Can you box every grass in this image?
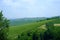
[8,18,60,40]
[8,19,54,40]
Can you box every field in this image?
[8,19,56,40]
[8,18,60,40]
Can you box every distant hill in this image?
[10,17,46,26]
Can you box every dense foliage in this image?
[0,11,9,40]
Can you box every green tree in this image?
[0,11,9,40]
[43,22,54,40]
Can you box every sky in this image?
[0,0,60,19]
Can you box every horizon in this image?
[0,0,60,19]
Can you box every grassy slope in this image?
[8,18,60,40]
[8,19,54,40]
[10,17,46,26]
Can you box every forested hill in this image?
[10,17,46,26]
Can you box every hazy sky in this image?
[0,0,60,19]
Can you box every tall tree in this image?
[0,11,9,40]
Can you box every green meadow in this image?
[8,18,60,40]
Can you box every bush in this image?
[32,32,38,40]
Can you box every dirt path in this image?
[38,24,60,30]
[54,24,60,26]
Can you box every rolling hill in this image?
[8,16,60,40]
[10,17,46,26]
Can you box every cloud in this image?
[1,0,60,19]
[2,0,53,13]
[2,0,37,12]
[2,0,36,8]
[22,0,36,5]
[3,0,21,8]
